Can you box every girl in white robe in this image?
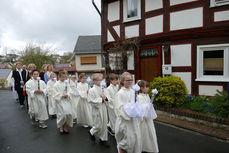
[54,71,73,134]
[76,73,93,127]
[137,80,159,153]
[88,73,109,147]
[105,73,119,133]
[47,72,57,117]
[26,70,49,128]
[115,72,142,153]
[69,75,79,122]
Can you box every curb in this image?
[155,119,229,142]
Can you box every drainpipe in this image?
[92,0,101,17]
[92,0,107,81]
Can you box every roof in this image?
[73,35,101,54]
[0,69,11,79]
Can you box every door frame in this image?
[137,45,162,81]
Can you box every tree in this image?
[61,52,74,63]
[19,43,56,71]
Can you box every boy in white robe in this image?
[115,72,142,153]
[76,73,93,127]
[105,73,118,134]
[47,72,57,118]
[88,73,109,147]
[54,71,73,134]
[137,80,159,153]
[26,70,49,128]
[69,75,79,123]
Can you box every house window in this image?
[127,50,135,70]
[123,0,141,22]
[80,56,97,65]
[196,44,229,82]
[109,53,123,70]
[140,48,158,57]
[210,0,229,7]
[203,50,224,75]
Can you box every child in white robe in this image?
[26,70,49,128]
[137,80,159,153]
[105,73,119,134]
[76,73,93,127]
[88,73,109,147]
[47,72,57,117]
[115,72,142,153]
[54,71,73,134]
[69,75,79,123]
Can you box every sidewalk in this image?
[156,114,229,142]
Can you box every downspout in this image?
[92,0,101,17]
[92,0,107,79]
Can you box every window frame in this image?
[80,56,97,65]
[123,0,141,23]
[210,0,229,7]
[196,44,229,82]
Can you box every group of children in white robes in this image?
[25,70,159,152]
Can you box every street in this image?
[0,90,228,153]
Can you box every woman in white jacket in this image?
[115,72,142,153]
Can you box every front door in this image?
[140,47,161,82]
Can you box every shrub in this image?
[149,75,188,108]
[0,78,6,88]
[209,90,229,118]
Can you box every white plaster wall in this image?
[170,0,198,6]
[107,30,115,42]
[125,25,139,38]
[214,10,229,22]
[170,7,203,31]
[108,1,120,22]
[145,0,163,12]
[199,85,223,96]
[75,54,105,71]
[145,15,163,35]
[113,25,120,37]
[171,44,192,66]
[172,72,192,94]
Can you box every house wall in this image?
[101,0,229,96]
[75,54,105,72]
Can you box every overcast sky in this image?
[0,0,101,55]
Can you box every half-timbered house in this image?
[101,0,229,96]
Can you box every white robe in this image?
[138,93,159,153]
[47,80,57,115]
[115,87,142,153]
[25,79,33,116]
[54,80,73,128]
[88,85,108,141]
[76,82,93,126]
[69,80,79,119]
[26,79,49,121]
[105,84,118,132]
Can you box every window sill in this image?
[195,77,229,82]
[123,17,141,23]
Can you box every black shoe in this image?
[99,139,110,148]
[88,131,95,141]
[63,130,69,134]
[59,130,64,135]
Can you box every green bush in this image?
[149,75,188,108]
[182,90,229,118]
[209,90,229,118]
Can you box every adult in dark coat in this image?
[12,62,27,108]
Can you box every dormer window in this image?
[210,0,229,7]
[123,0,141,22]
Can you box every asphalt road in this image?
[0,90,228,153]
